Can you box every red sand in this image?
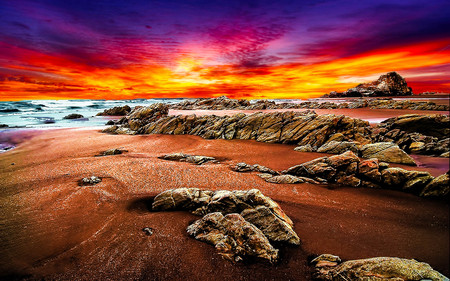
[0,129,448,280]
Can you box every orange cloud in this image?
[1,39,449,101]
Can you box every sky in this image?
[0,0,449,100]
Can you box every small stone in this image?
[79,176,102,186]
[142,227,153,236]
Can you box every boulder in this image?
[312,255,448,281]
[361,142,416,165]
[186,212,278,263]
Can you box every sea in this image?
[1,96,448,153]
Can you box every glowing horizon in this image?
[1,0,449,101]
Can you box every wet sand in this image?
[0,129,448,280]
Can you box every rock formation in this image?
[324,72,413,97]
[96,148,127,156]
[311,254,448,281]
[152,188,300,262]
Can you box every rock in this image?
[158,153,217,165]
[142,227,153,236]
[241,206,300,245]
[0,124,9,128]
[441,151,450,158]
[294,144,315,152]
[380,114,449,139]
[317,141,359,154]
[97,148,127,156]
[79,176,102,186]
[313,255,448,281]
[323,72,413,98]
[361,142,416,165]
[96,105,131,116]
[263,174,305,184]
[152,188,298,245]
[311,254,342,268]
[63,113,84,119]
[420,173,449,198]
[186,212,279,263]
[230,163,278,175]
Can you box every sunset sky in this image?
[0,0,449,101]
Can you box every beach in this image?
[1,127,448,280]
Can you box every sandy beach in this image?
[1,128,448,280]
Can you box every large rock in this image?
[361,142,416,165]
[186,212,278,263]
[324,72,413,97]
[152,188,299,245]
[312,255,448,281]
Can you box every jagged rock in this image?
[294,144,315,152]
[441,151,450,158]
[312,255,448,281]
[420,173,449,198]
[96,105,131,116]
[317,141,359,154]
[186,212,278,263]
[79,176,102,186]
[63,113,84,119]
[158,153,217,165]
[360,142,416,165]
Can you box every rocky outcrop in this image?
[312,254,448,281]
[102,104,447,159]
[63,113,84,119]
[152,188,300,262]
[96,105,131,116]
[158,153,218,165]
[379,114,450,139]
[187,212,278,263]
[324,72,413,98]
[275,151,447,197]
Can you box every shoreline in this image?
[1,128,448,279]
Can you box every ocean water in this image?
[0,99,185,129]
